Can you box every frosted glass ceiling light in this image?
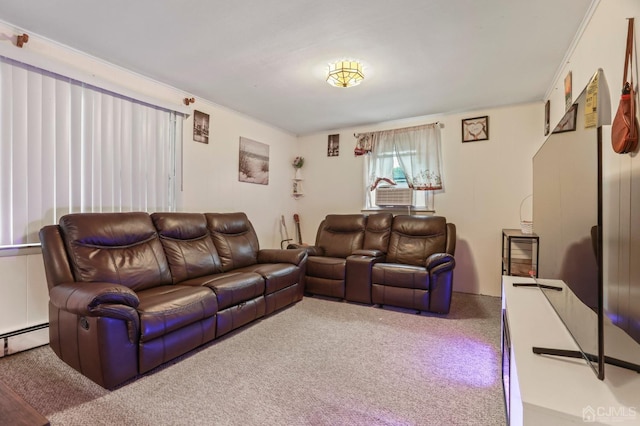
[326,60,364,88]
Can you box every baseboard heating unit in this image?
[0,323,49,357]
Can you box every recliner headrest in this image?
[324,215,366,233]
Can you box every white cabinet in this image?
[501,275,640,425]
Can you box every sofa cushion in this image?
[59,212,172,291]
[372,263,429,290]
[136,285,218,342]
[236,263,299,295]
[363,213,393,252]
[184,271,265,310]
[386,216,447,266]
[317,215,366,258]
[307,256,346,280]
[205,213,260,271]
[151,212,222,283]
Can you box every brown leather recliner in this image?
[298,214,393,300]
[299,214,366,298]
[41,212,219,388]
[371,215,456,314]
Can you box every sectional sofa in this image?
[39,211,307,389]
[291,213,456,314]
[38,211,455,389]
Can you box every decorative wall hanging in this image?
[328,134,340,156]
[544,100,551,136]
[238,137,269,185]
[564,71,572,112]
[462,116,489,142]
[552,103,577,134]
[193,110,209,144]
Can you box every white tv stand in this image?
[501,276,640,425]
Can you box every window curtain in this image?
[393,124,443,190]
[357,123,443,208]
[0,56,183,247]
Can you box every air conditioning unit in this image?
[375,186,414,206]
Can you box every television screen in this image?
[533,69,640,379]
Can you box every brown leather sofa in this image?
[39,211,306,389]
[295,214,456,314]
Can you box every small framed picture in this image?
[328,134,339,156]
[564,71,572,112]
[552,103,577,134]
[544,100,550,136]
[193,110,210,144]
[461,116,489,142]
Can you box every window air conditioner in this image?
[375,186,414,206]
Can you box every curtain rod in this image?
[354,121,443,138]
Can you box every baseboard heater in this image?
[0,323,49,357]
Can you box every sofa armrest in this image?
[426,253,456,314]
[50,282,140,317]
[287,244,324,257]
[426,253,455,271]
[352,249,385,259]
[258,248,307,266]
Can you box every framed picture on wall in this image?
[544,100,550,136]
[552,103,577,134]
[328,134,339,156]
[238,137,269,185]
[461,116,489,142]
[193,110,210,144]
[564,71,572,112]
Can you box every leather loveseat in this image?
[39,211,307,389]
[293,214,456,314]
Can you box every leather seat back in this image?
[315,214,366,258]
[58,212,172,291]
[386,215,448,267]
[151,212,223,283]
[363,213,393,252]
[205,212,260,272]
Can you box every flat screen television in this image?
[530,69,640,380]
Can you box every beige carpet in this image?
[0,293,506,425]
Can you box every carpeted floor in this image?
[0,292,506,426]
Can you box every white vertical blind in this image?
[0,56,182,247]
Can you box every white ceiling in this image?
[0,1,593,135]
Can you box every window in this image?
[0,56,183,247]
[357,123,443,210]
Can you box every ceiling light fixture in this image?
[326,60,364,88]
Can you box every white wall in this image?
[0,251,47,335]
[179,103,299,249]
[297,103,543,297]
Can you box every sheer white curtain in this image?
[393,124,443,190]
[359,123,443,209]
[0,56,183,247]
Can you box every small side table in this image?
[501,228,539,278]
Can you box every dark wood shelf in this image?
[0,380,49,426]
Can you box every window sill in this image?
[361,207,434,216]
